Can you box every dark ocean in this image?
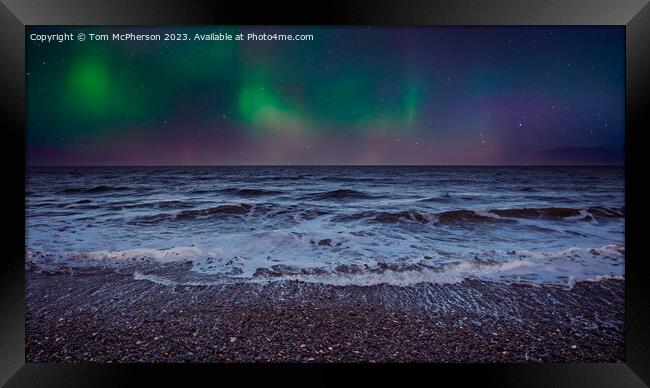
[26,166,624,286]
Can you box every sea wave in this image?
[333,210,429,224]
[303,189,377,200]
[176,204,252,219]
[417,193,454,203]
[130,204,253,223]
[435,206,623,225]
[219,188,283,197]
[189,188,283,197]
[125,204,624,226]
[61,185,132,194]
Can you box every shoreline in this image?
[26,270,624,362]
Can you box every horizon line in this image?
[26,163,625,168]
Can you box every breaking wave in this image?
[26,244,625,287]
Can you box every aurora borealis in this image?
[26,26,624,165]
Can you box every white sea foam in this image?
[280,259,537,287]
[27,243,624,287]
[133,271,177,286]
[132,271,224,286]
[69,246,224,263]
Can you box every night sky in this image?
[27,26,624,166]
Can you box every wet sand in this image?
[25,269,624,363]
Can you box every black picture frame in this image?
[1,0,648,386]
